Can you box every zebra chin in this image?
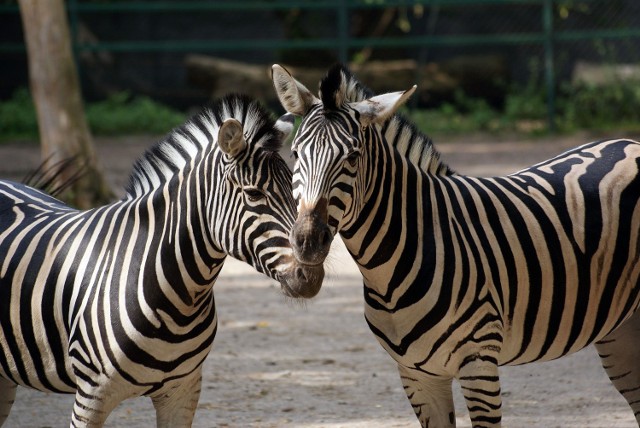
[277,260,325,299]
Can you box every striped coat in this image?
[272,63,640,427]
[0,94,323,427]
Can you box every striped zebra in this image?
[272,63,640,427]
[0,94,323,427]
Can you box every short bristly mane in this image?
[125,94,283,198]
[319,64,453,176]
[319,64,374,110]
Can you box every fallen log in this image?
[185,54,508,107]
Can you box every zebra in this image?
[0,93,323,427]
[271,63,640,427]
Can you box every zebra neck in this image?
[382,115,452,176]
[135,180,226,301]
[339,126,439,305]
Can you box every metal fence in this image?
[2,0,640,128]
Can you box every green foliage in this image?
[4,79,640,143]
[409,90,512,135]
[0,88,38,140]
[503,85,548,122]
[0,89,186,142]
[85,92,186,136]
[411,78,640,137]
[409,102,504,136]
[559,80,640,132]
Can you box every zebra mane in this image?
[125,94,282,198]
[319,64,374,110]
[319,64,453,175]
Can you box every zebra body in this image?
[272,64,640,427]
[0,94,323,427]
[366,139,640,365]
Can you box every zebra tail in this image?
[22,154,89,197]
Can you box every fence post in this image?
[543,0,556,131]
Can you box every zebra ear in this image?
[351,85,417,127]
[272,64,318,116]
[218,118,247,158]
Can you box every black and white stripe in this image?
[273,63,640,427]
[0,94,313,426]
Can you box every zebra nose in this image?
[320,227,331,248]
[293,225,330,249]
[290,216,332,265]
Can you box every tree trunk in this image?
[18,0,113,208]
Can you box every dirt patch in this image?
[2,132,639,427]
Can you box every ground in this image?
[2,131,639,427]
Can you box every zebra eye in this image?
[244,188,265,202]
[291,150,299,161]
[346,151,359,166]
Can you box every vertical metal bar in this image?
[543,0,556,131]
[337,0,348,63]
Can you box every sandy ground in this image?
[2,131,640,427]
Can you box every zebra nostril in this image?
[295,233,305,249]
[320,228,331,248]
[295,267,308,282]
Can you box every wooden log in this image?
[185,54,508,107]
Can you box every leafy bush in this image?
[86,92,186,135]
[504,86,548,122]
[560,80,640,131]
[0,89,186,141]
[0,88,38,140]
[411,78,640,136]
[3,79,640,142]
[409,90,510,135]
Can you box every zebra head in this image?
[202,95,324,298]
[271,64,415,266]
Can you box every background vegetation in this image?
[0,89,187,141]
[412,78,640,136]
[4,77,640,143]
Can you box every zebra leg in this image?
[595,310,640,423]
[397,364,455,427]
[0,377,17,426]
[71,389,121,427]
[457,357,502,427]
[151,369,203,428]
[70,378,124,427]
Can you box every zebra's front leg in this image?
[0,376,17,426]
[397,364,455,427]
[151,368,203,428]
[456,356,502,428]
[595,310,640,424]
[70,383,122,427]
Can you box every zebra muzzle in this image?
[279,262,325,298]
[290,198,333,266]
